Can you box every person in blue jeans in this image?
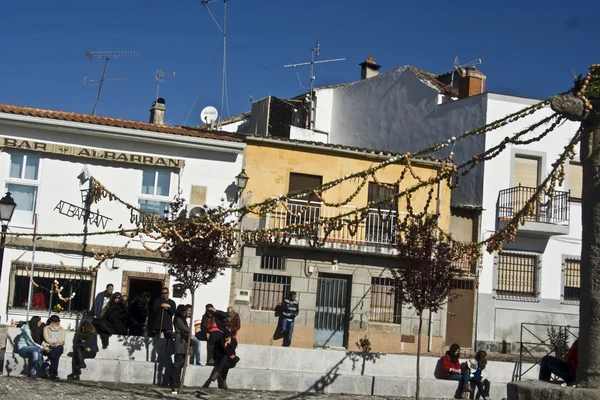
[16,316,47,378]
[281,291,299,347]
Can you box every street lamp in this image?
[0,192,17,286]
[235,169,249,194]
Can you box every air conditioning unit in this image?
[187,204,206,218]
[235,289,250,302]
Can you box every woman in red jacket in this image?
[438,343,471,399]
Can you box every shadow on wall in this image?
[2,334,27,376]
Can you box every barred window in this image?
[496,253,539,299]
[260,255,286,271]
[369,277,401,324]
[564,259,580,302]
[251,274,291,311]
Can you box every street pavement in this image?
[0,376,424,400]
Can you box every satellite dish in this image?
[200,106,218,124]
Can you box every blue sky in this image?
[1,0,598,126]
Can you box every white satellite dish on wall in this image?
[200,106,218,124]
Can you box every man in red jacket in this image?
[437,343,471,399]
[539,339,578,384]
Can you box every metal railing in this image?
[266,199,401,246]
[517,322,579,381]
[497,186,570,225]
[369,277,402,324]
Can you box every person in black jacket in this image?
[202,331,239,390]
[170,304,191,395]
[67,321,99,381]
[128,292,151,336]
[197,305,228,365]
[152,288,177,337]
[96,292,128,348]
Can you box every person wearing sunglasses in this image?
[152,288,176,338]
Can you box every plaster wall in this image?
[289,126,328,143]
[313,88,334,135]
[327,67,487,207]
[0,119,244,323]
[476,94,582,343]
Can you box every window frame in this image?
[561,255,581,305]
[493,251,540,302]
[250,273,291,311]
[5,152,41,225]
[369,276,402,325]
[138,169,172,218]
[568,161,582,203]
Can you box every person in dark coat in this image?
[152,287,176,337]
[202,331,239,390]
[96,292,128,348]
[170,304,191,395]
[128,292,151,336]
[198,305,228,365]
[92,284,113,319]
[67,321,99,381]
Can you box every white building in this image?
[222,55,582,352]
[0,100,246,326]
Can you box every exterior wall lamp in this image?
[0,192,17,290]
[235,169,249,194]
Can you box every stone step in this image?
[2,353,510,399]
[4,327,539,383]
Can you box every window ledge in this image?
[368,321,401,327]
[493,294,540,303]
[561,300,580,306]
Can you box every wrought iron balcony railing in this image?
[497,186,570,225]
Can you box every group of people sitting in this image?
[16,315,97,381]
[437,339,580,399]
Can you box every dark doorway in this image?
[128,278,163,306]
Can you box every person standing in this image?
[225,306,241,339]
[42,315,65,380]
[92,284,113,319]
[128,292,151,336]
[152,287,176,337]
[67,321,99,381]
[16,316,47,378]
[281,291,299,347]
[170,304,191,395]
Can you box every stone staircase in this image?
[3,328,538,398]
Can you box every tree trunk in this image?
[416,313,423,400]
[578,105,600,388]
[179,290,195,392]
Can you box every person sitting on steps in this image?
[467,350,491,400]
[436,343,472,399]
[16,316,47,378]
[42,314,65,380]
[202,331,240,390]
[539,339,578,384]
[68,320,99,381]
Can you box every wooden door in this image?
[445,279,475,348]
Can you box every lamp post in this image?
[0,192,17,287]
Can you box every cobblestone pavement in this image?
[0,376,424,400]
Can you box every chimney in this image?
[359,54,381,80]
[458,67,486,99]
[150,98,166,125]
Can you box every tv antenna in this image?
[450,57,482,88]
[155,69,176,101]
[284,41,345,129]
[201,0,230,128]
[85,50,140,115]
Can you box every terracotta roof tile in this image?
[0,103,245,143]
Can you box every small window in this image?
[563,259,580,303]
[369,277,401,324]
[496,253,539,300]
[10,264,95,313]
[139,170,171,217]
[569,163,582,202]
[251,274,291,311]
[6,154,40,225]
[260,255,286,271]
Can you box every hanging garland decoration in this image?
[53,279,76,302]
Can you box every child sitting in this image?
[467,350,491,400]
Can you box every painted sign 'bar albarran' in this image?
[0,136,185,168]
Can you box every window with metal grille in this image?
[369,277,401,324]
[260,255,286,271]
[563,259,580,302]
[251,274,291,311]
[496,253,539,299]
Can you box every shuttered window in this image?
[569,163,582,201]
[496,253,539,299]
[563,259,580,302]
[289,173,322,202]
[514,156,540,188]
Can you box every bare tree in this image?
[390,213,464,399]
[162,199,237,392]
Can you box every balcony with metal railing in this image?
[264,199,401,254]
[497,186,570,237]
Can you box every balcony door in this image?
[287,173,322,228]
[366,182,397,245]
[513,155,541,222]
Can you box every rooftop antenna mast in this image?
[284,41,345,129]
[85,50,140,115]
[201,0,230,128]
[155,69,176,101]
[450,57,482,88]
